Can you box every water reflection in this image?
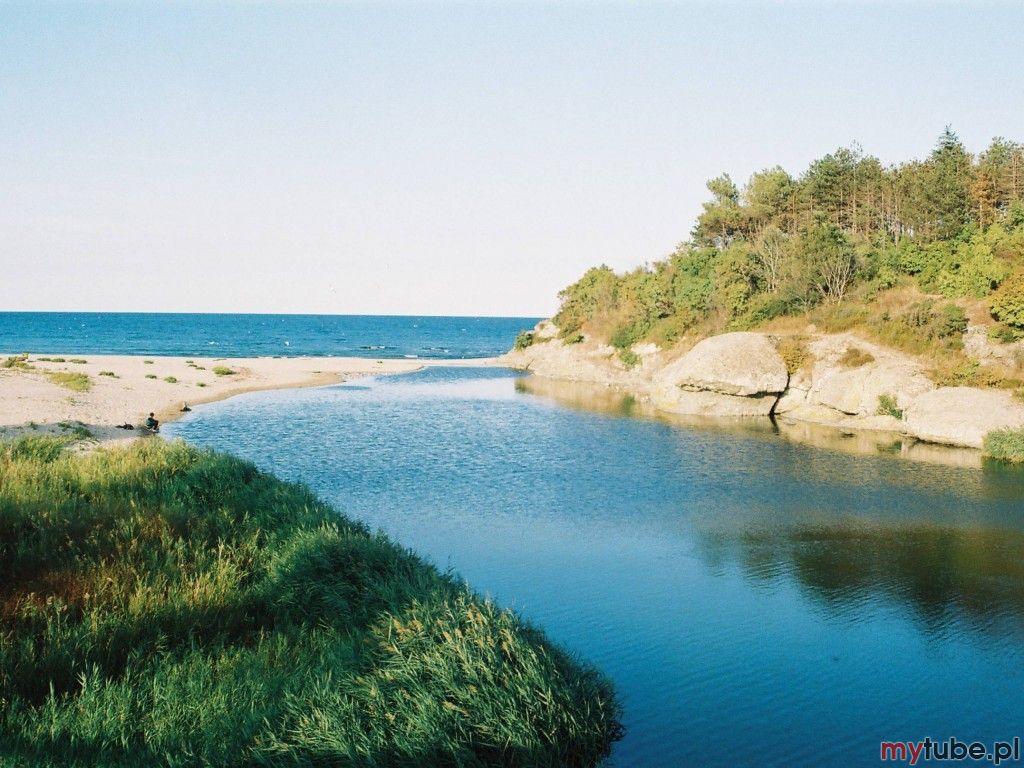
[167,368,1024,768]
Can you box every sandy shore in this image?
[0,353,497,446]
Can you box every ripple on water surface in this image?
[165,367,1024,768]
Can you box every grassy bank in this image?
[0,439,621,767]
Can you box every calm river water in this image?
[165,366,1024,767]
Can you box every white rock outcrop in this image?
[654,332,789,397]
[904,387,1024,448]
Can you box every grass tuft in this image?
[876,394,904,420]
[0,441,622,765]
[838,347,875,368]
[2,354,33,371]
[163,376,178,384]
[212,366,236,376]
[45,371,91,392]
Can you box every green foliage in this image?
[0,441,622,766]
[144,374,157,379]
[876,394,904,420]
[983,427,1024,463]
[163,376,178,384]
[69,359,87,364]
[45,372,91,392]
[58,421,93,440]
[546,130,1024,354]
[212,366,237,376]
[36,357,66,363]
[98,370,118,378]
[2,354,32,371]
[776,336,811,374]
[618,349,640,369]
[553,266,619,337]
[5,435,72,462]
[143,360,154,364]
[991,272,1024,328]
[514,331,535,350]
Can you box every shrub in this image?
[983,427,1024,463]
[164,376,178,384]
[619,349,640,369]
[213,366,237,376]
[776,336,811,375]
[609,319,650,350]
[991,272,1024,328]
[36,356,66,363]
[144,359,154,364]
[839,347,875,368]
[876,394,904,420]
[2,354,32,370]
[69,358,87,364]
[514,331,535,350]
[934,303,968,338]
[45,371,91,391]
[563,333,584,345]
[196,382,208,387]
[98,370,118,378]
[145,373,157,379]
[988,324,1022,344]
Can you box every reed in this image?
[0,439,622,766]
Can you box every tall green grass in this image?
[0,439,621,767]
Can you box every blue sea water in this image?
[166,366,1024,768]
[0,312,539,359]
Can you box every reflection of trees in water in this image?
[698,523,1024,639]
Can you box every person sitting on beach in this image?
[145,413,159,432]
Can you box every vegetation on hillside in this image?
[0,439,621,767]
[552,130,1024,377]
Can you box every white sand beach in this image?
[0,353,496,445]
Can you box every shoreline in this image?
[0,353,499,446]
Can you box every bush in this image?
[934,303,968,338]
[619,349,640,369]
[983,427,1024,463]
[876,394,904,420]
[776,336,811,374]
[69,358,88,364]
[514,331,535,350]
[164,376,178,384]
[989,324,1023,343]
[145,373,157,379]
[2,354,32,370]
[991,272,1024,328]
[98,370,118,378]
[0,442,622,765]
[213,366,237,376]
[36,357,66,363]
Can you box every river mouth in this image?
[165,366,1024,768]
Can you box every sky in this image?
[2,2,1023,317]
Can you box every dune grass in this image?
[0,439,622,767]
[44,371,91,392]
[212,366,236,376]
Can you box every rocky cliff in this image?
[502,321,1024,450]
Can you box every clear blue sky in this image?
[2,1,1022,316]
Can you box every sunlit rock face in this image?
[905,387,1024,448]
[655,332,789,398]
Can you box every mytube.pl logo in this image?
[881,737,1021,765]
